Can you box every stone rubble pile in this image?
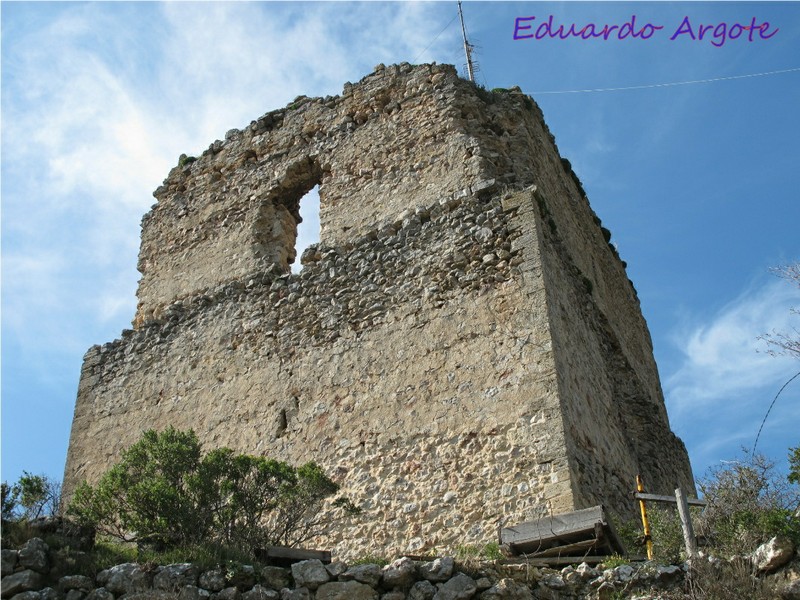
[4,536,800,599]
[1,538,683,600]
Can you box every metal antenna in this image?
[458,0,475,82]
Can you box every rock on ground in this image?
[433,572,477,600]
[18,539,49,574]
[290,560,330,591]
[753,536,796,572]
[420,558,454,583]
[1,570,44,597]
[315,580,379,600]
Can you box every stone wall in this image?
[65,191,572,558]
[1,536,691,600]
[5,534,800,600]
[135,63,509,326]
[64,62,694,560]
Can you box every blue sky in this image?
[2,2,799,493]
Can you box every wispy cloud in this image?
[2,2,458,482]
[1,252,66,330]
[664,276,800,472]
[666,278,799,412]
[2,1,453,349]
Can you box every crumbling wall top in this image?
[134,63,539,326]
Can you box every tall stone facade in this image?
[63,62,694,559]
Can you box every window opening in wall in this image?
[293,184,320,273]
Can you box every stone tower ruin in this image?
[64,62,694,558]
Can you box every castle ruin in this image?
[63,62,694,558]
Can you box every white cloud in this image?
[663,276,800,474]
[2,3,453,288]
[1,251,90,362]
[2,1,457,371]
[1,252,66,328]
[666,277,800,414]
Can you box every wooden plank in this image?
[501,505,626,556]
[635,492,707,507]
[519,537,600,558]
[500,506,605,546]
[501,555,649,567]
[675,487,698,558]
[503,556,606,566]
[256,546,332,565]
[600,510,627,555]
[401,554,438,562]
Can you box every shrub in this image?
[789,445,800,485]
[69,428,205,548]
[613,505,690,564]
[469,81,494,105]
[2,473,64,549]
[455,542,499,560]
[615,449,799,564]
[695,451,800,557]
[2,472,61,521]
[2,482,18,521]
[648,505,694,564]
[69,427,358,554]
[350,554,389,567]
[522,96,533,111]
[601,554,630,569]
[178,153,196,168]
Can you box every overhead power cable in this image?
[752,369,800,455]
[531,66,800,95]
[412,13,458,65]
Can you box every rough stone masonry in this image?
[63,62,694,559]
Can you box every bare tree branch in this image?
[759,262,800,360]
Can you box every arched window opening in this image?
[293,184,320,273]
[252,157,322,274]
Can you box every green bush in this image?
[68,427,359,554]
[522,96,533,111]
[789,445,800,485]
[350,554,389,567]
[454,542,504,568]
[2,472,61,521]
[2,482,18,521]
[178,153,196,168]
[615,448,799,565]
[601,553,630,569]
[696,451,800,556]
[648,505,693,564]
[613,505,690,564]
[2,472,64,549]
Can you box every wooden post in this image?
[675,487,697,558]
[636,475,653,560]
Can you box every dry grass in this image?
[684,556,778,600]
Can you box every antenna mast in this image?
[458,0,475,82]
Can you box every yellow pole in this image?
[636,475,653,560]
